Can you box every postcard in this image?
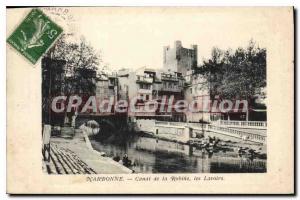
[6,7,294,194]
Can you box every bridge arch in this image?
[75,114,128,133]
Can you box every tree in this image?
[43,34,102,125]
[46,34,101,95]
[195,40,266,104]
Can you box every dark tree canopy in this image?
[195,40,266,102]
[46,34,101,95]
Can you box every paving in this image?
[43,129,132,174]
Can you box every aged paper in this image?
[7,7,294,194]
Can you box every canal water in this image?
[90,132,266,173]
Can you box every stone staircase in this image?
[43,144,96,174]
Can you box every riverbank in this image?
[44,128,132,174]
[138,130,267,159]
[135,119,266,146]
[90,131,267,173]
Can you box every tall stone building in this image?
[163,40,198,75]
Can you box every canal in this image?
[90,132,266,173]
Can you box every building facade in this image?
[184,70,212,123]
[152,70,186,121]
[117,67,186,121]
[95,72,118,114]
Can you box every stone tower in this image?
[163,40,198,75]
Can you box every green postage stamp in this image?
[7,9,63,64]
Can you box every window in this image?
[140,84,150,90]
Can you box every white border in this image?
[2,1,298,199]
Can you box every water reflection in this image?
[90,133,266,173]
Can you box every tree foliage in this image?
[46,34,101,95]
[195,40,266,102]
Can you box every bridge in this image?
[74,113,128,133]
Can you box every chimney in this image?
[174,40,182,49]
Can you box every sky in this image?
[44,7,271,71]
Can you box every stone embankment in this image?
[43,127,132,174]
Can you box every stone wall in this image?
[135,119,191,143]
[135,119,156,133]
